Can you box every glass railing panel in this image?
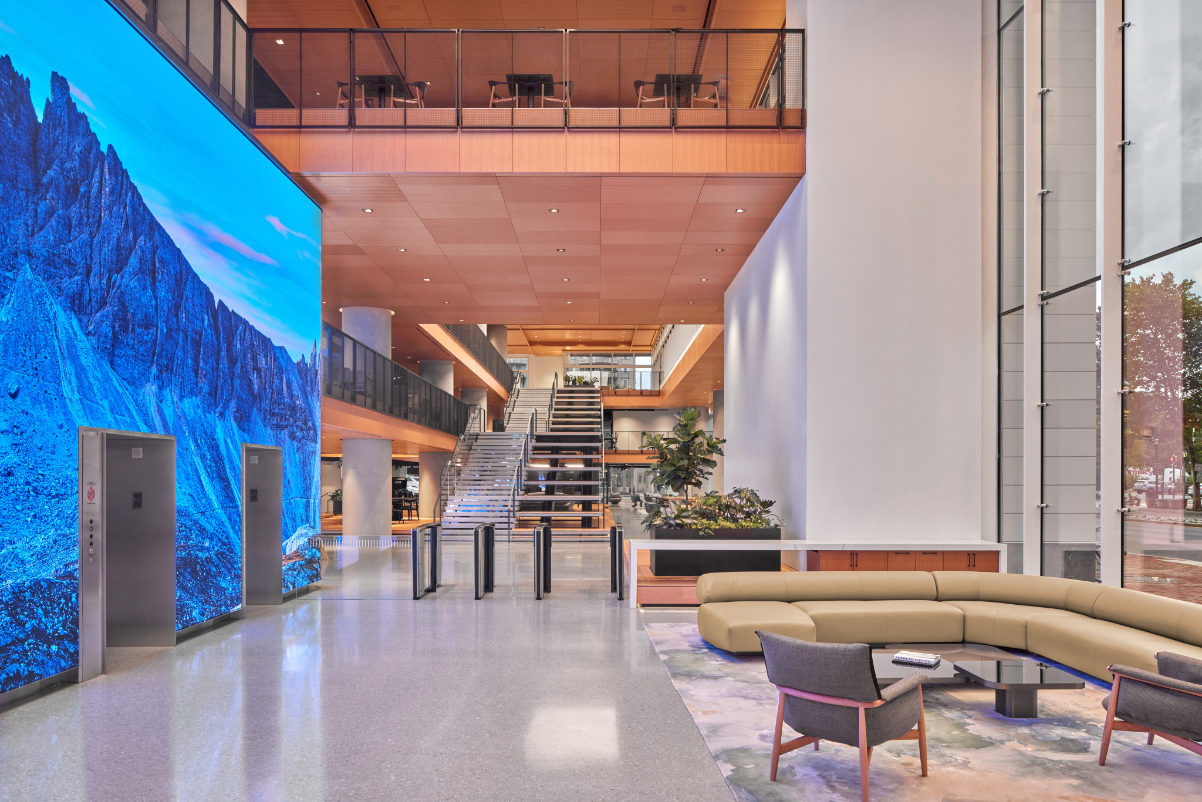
[567,31,621,127]
[460,30,566,128]
[220,4,235,104]
[157,0,188,60]
[672,30,727,127]
[618,31,675,128]
[254,31,301,126]
[401,31,458,127]
[188,0,216,85]
[441,324,515,388]
[301,31,350,127]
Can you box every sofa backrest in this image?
[932,571,1107,614]
[695,571,937,604]
[1091,586,1202,648]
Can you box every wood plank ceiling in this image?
[248,0,785,30]
[508,323,659,354]
[309,172,801,338]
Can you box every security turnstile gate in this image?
[533,523,552,600]
[610,525,624,600]
[474,523,496,600]
[412,523,440,599]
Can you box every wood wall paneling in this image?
[618,130,673,172]
[351,130,407,172]
[405,130,461,172]
[253,129,301,172]
[512,130,568,172]
[673,129,727,172]
[726,129,780,173]
[566,130,621,172]
[298,129,354,172]
[460,130,514,172]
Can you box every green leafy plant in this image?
[327,489,342,502]
[642,407,725,500]
[564,374,598,387]
[644,487,781,534]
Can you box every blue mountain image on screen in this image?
[0,57,321,694]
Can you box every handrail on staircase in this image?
[548,372,558,431]
[436,404,483,523]
[502,371,520,428]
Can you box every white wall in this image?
[524,354,564,388]
[725,0,985,546]
[612,408,711,435]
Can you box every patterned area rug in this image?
[645,622,1202,801]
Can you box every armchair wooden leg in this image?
[1099,674,1122,766]
[770,691,785,782]
[917,686,929,777]
[858,707,870,802]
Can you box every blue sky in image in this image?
[0,1,320,358]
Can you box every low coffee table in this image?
[872,652,968,686]
[953,659,1085,718]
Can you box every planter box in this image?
[649,527,781,577]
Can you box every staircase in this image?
[438,428,526,541]
[517,385,606,540]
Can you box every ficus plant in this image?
[641,407,725,500]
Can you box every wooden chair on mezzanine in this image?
[757,631,930,802]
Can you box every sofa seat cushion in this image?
[943,601,1084,650]
[791,600,963,644]
[1027,615,1202,680]
[697,601,815,653]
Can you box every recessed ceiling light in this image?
[715,248,724,252]
[390,310,395,316]
[338,307,343,312]
[443,301,449,304]
[423,278,430,281]
[562,278,569,282]
[566,301,572,304]
[735,208,746,213]
[322,301,327,304]
[459,319,464,322]
[276,39,285,44]
[363,208,373,213]
[549,208,559,213]
[680,319,685,322]
[688,302,694,304]
[398,248,406,252]
[701,278,709,282]
[314,91,321,96]
[556,248,565,252]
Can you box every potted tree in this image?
[641,409,782,576]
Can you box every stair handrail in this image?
[502,371,521,427]
[512,408,536,540]
[548,372,558,432]
[436,404,483,522]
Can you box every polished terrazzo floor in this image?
[0,539,731,802]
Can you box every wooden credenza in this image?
[806,549,999,573]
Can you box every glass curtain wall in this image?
[999,3,1025,572]
[1041,0,1099,579]
[1121,1,1202,602]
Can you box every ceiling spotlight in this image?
[423,278,430,281]
[556,248,565,252]
[390,310,395,316]
[549,208,559,213]
[569,319,575,322]
[701,278,709,282]
[459,319,464,322]
[398,248,406,252]
[562,278,569,282]
[443,301,450,304]
[688,301,694,305]
[276,39,285,44]
[566,301,572,304]
[715,248,724,252]
[735,208,746,213]
[322,301,327,304]
[338,307,343,312]
[314,92,321,96]
[363,208,373,213]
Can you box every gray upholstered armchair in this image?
[757,632,929,802]
[1100,651,1202,764]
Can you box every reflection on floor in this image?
[0,541,732,801]
[647,622,1202,802]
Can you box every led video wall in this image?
[0,1,322,695]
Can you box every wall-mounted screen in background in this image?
[0,1,322,695]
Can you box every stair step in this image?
[515,511,605,518]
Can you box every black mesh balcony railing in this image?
[251,28,804,129]
[114,0,251,126]
[441,324,515,390]
[322,324,470,437]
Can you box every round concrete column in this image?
[419,450,452,519]
[419,359,454,394]
[461,387,488,430]
[341,307,392,354]
[342,438,393,539]
[486,324,508,359]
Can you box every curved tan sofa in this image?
[696,571,1202,680]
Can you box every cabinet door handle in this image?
[852,552,857,569]
[970,553,976,568]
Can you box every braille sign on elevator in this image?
[132,492,142,509]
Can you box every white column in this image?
[419,360,454,394]
[1022,1,1044,577]
[486,325,508,359]
[712,390,725,493]
[419,451,452,520]
[461,387,488,431]
[342,438,393,540]
[1098,0,1124,586]
[340,307,392,355]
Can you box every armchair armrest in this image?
[881,672,929,702]
[1109,664,1202,698]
